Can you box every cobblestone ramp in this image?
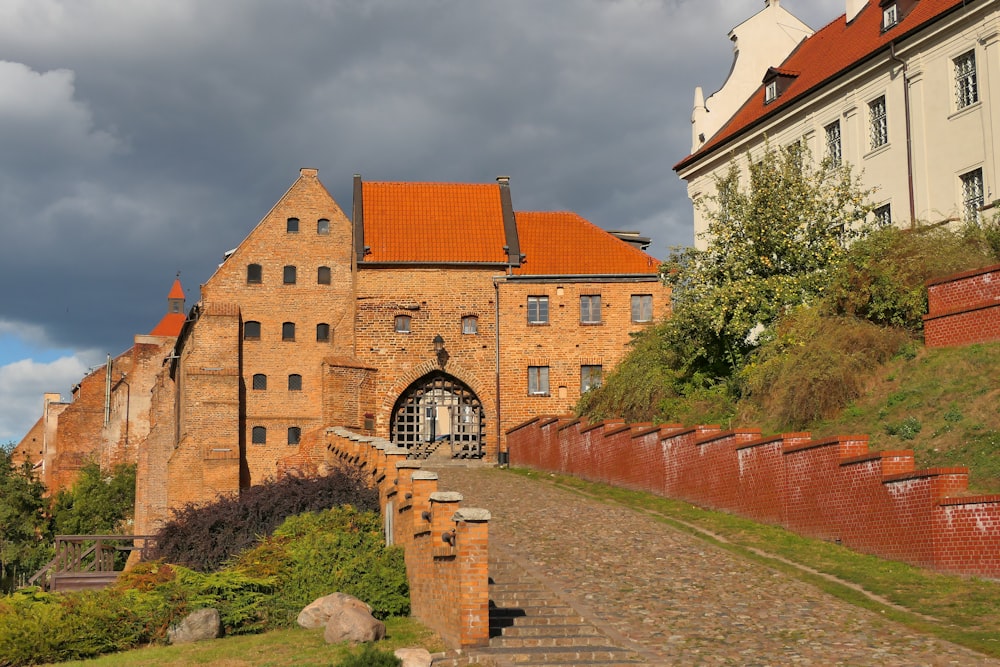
[431,466,1000,667]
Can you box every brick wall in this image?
[507,417,1000,578]
[321,429,491,649]
[924,263,1000,347]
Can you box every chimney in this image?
[846,0,867,23]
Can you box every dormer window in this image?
[880,0,916,31]
[762,68,797,105]
[882,4,898,29]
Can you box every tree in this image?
[0,448,52,591]
[662,142,874,378]
[51,462,137,536]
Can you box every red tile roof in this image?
[167,278,185,299]
[149,313,185,337]
[513,212,660,276]
[675,0,967,170]
[362,182,508,263]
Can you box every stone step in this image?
[490,605,575,618]
[490,594,565,606]
[490,613,589,628]
[476,646,644,664]
[492,635,621,649]
[496,624,605,638]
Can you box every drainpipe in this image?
[103,354,112,426]
[890,41,916,227]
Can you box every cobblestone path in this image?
[433,466,998,666]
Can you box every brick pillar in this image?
[453,508,491,647]
[429,491,463,548]
[410,471,439,535]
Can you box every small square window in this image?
[317,218,330,235]
[252,373,267,390]
[395,315,411,333]
[527,296,549,324]
[244,321,261,340]
[286,217,299,233]
[247,264,262,285]
[631,295,653,323]
[882,4,898,29]
[288,427,301,446]
[251,426,266,444]
[317,266,331,285]
[282,322,296,341]
[528,366,550,396]
[288,374,302,391]
[581,365,602,393]
[316,323,330,342]
[462,316,478,334]
[283,265,297,284]
[580,295,602,324]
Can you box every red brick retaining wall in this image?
[508,417,1000,578]
[924,263,1000,347]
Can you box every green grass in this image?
[509,467,1000,659]
[57,616,443,666]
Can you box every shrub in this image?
[150,468,377,572]
[338,643,402,667]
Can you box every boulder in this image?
[323,604,386,644]
[395,647,433,667]
[297,592,373,629]
[168,607,221,644]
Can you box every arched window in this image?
[247,264,262,284]
[283,265,297,284]
[251,426,266,444]
[286,217,299,233]
[317,266,331,285]
[394,315,411,333]
[244,321,261,340]
[316,323,330,342]
[288,427,301,445]
[288,374,302,391]
[317,218,330,235]
[252,373,267,390]
[282,322,296,341]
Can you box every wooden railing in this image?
[28,535,156,592]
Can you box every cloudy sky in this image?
[0,0,846,443]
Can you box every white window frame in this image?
[882,4,898,29]
[954,50,979,110]
[580,295,602,324]
[581,365,602,393]
[630,294,653,323]
[961,168,984,224]
[527,296,549,325]
[825,120,842,166]
[869,96,888,150]
[528,366,550,396]
[764,80,777,104]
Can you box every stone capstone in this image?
[168,607,221,644]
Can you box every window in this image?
[874,204,892,227]
[317,266,331,285]
[286,217,299,233]
[580,295,602,324]
[395,315,411,333]
[247,264,262,284]
[961,168,984,224]
[764,80,777,104]
[527,296,549,324]
[288,427,301,446]
[882,4,898,29]
[316,323,330,342]
[283,265,297,284]
[955,51,978,110]
[244,321,261,340]
[825,121,842,166]
[869,96,887,150]
[288,374,302,391]
[631,295,653,323]
[528,366,550,396]
[251,426,266,444]
[252,373,267,390]
[462,316,478,334]
[581,365,603,393]
[317,218,330,235]
[282,322,296,341]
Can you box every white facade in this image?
[676,0,1000,250]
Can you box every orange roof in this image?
[167,278,185,299]
[512,212,660,276]
[149,312,186,337]
[676,0,967,170]
[362,182,508,263]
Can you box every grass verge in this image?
[57,616,445,667]
[508,467,1000,659]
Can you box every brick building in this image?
[127,168,668,534]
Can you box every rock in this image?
[323,604,386,644]
[395,647,433,667]
[297,592,373,629]
[168,607,221,644]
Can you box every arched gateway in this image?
[390,371,484,458]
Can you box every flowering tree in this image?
[663,142,874,378]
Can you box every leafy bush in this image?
[0,452,52,592]
[338,643,402,667]
[150,469,377,572]
[51,462,136,536]
[233,506,409,624]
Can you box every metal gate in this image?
[391,372,484,458]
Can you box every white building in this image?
[675,0,999,249]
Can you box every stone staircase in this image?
[434,554,645,666]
